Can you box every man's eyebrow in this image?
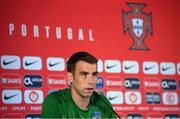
[93,71,98,75]
[80,71,98,75]
[80,71,89,74]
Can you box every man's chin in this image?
[82,92,93,98]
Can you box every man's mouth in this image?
[85,88,94,91]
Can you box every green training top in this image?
[41,88,117,118]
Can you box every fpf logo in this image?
[122,2,153,50]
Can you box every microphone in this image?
[94,91,121,119]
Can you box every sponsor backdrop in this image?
[0,0,180,118]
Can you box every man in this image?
[41,51,117,118]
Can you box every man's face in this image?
[71,60,98,98]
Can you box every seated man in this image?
[41,51,117,118]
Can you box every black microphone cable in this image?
[94,91,121,119]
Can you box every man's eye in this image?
[81,72,88,77]
[93,73,98,77]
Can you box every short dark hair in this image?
[67,51,98,73]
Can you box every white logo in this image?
[162,92,178,105]
[23,56,42,70]
[106,91,123,104]
[177,63,180,75]
[132,18,143,37]
[47,75,67,89]
[144,78,160,90]
[125,91,141,104]
[47,57,65,71]
[24,90,43,104]
[123,60,139,74]
[97,59,103,73]
[104,60,121,73]
[106,80,123,87]
[1,55,21,70]
[160,62,176,75]
[1,73,22,88]
[143,61,159,74]
[2,90,22,104]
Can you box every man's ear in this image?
[67,72,73,84]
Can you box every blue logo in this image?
[93,111,100,118]
[25,114,41,118]
[127,114,142,118]
[24,75,42,88]
[164,114,180,119]
[96,77,104,89]
[124,78,140,89]
[162,79,176,90]
[145,92,161,104]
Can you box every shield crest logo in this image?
[132,18,143,37]
[122,3,153,50]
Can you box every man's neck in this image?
[71,88,90,110]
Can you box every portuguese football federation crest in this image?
[122,3,153,50]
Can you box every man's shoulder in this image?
[92,91,106,98]
[92,91,110,104]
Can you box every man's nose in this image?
[87,75,96,83]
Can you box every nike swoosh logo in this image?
[144,65,154,71]
[3,59,17,65]
[108,95,120,100]
[125,65,134,70]
[49,62,61,67]
[4,94,18,100]
[25,60,38,66]
[106,64,117,69]
[162,66,172,71]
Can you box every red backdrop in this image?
[0,0,180,118]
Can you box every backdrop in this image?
[0,0,180,118]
